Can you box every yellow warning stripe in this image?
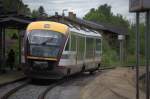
[27,56,57,61]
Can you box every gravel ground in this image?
[9,84,48,99]
[0,81,26,98]
[45,71,103,99]
[1,68,141,99]
[46,86,81,99]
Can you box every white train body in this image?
[24,21,102,79]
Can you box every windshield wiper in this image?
[41,38,53,45]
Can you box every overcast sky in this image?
[23,0,134,21]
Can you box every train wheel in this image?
[89,71,94,75]
[89,68,97,75]
[81,65,86,72]
[97,63,101,70]
[67,68,71,75]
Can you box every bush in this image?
[101,39,119,67]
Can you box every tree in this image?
[84,4,129,27]
[31,6,48,18]
[38,6,48,18]
[1,0,31,16]
[31,10,40,18]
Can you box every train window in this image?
[27,30,65,58]
[96,39,101,51]
[96,39,101,57]
[77,36,85,60]
[28,30,63,46]
[86,37,94,59]
[70,33,76,51]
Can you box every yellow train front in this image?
[24,21,102,79]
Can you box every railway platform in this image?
[0,70,26,86]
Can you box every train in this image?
[23,21,102,79]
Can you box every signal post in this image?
[129,0,150,99]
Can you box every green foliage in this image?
[1,0,31,16]
[102,39,119,66]
[1,0,48,18]
[31,6,48,18]
[31,10,40,18]
[84,4,129,27]
[5,29,19,65]
[11,33,18,39]
[127,23,145,65]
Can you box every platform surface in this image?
[0,70,25,86]
[81,68,146,99]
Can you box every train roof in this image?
[27,21,69,35]
[27,21,101,38]
[68,24,102,38]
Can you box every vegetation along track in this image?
[1,80,30,99]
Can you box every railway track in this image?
[1,80,30,99]
[0,68,113,99]
[0,78,67,99]
[38,79,66,99]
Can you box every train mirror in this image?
[129,0,150,12]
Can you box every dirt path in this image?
[81,68,145,99]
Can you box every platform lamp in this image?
[118,35,125,66]
[129,0,150,99]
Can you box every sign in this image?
[118,35,125,40]
[129,0,150,12]
[44,24,50,28]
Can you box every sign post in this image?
[129,0,150,99]
[145,10,150,99]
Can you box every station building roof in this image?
[0,13,128,36]
[0,14,36,29]
[49,14,128,36]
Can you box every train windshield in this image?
[28,30,64,58]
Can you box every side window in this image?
[77,36,85,60]
[70,33,76,51]
[86,37,94,58]
[96,39,101,51]
[95,38,101,57]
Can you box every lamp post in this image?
[118,35,125,66]
[62,9,68,16]
[62,9,68,23]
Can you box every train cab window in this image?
[27,30,64,58]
